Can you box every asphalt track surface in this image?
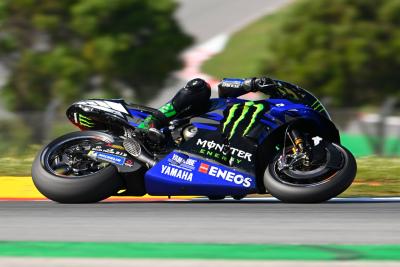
[0,199,399,244]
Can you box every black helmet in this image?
[172,78,211,115]
[184,78,211,91]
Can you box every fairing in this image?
[65,82,338,196]
[145,151,256,196]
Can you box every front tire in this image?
[264,144,356,203]
[32,131,124,203]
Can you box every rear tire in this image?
[264,144,356,203]
[32,131,124,203]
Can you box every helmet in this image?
[172,78,211,114]
[184,78,211,91]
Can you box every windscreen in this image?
[273,80,331,119]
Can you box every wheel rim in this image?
[270,144,344,187]
[42,136,109,178]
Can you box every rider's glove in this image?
[243,77,276,92]
[255,77,275,90]
[243,78,256,92]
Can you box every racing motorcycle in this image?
[32,79,357,203]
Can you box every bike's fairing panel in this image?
[182,97,338,180]
[66,99,178,137]
[145,151,256,196]
[273,80,331,119]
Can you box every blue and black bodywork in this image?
[64,79,341,198]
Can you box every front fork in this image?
[277,129,310,171]
[288,129,305,154]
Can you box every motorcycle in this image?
[32,79,357,203]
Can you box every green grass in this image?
[343,156,400,197]
[202,13,279,79]
[0,156,35,176]
[0,145,39,176]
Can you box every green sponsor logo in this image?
[243,103,264,136]
[78,114,94,128]
[196,138,252,163]
[311,100,325,112]
[199,148,243,164]
[222,103,239,133]
[223,101,265,139]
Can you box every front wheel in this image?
[264,143,356,203]
[32,131,124,203]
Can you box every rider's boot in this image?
[135,102,177,145]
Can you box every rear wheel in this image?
[264,142,356,203]
[32,131,124,203]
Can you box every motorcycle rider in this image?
[137,77,277,134]
[136,77,276,144]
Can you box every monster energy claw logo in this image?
[223,101,265,139]
[311,100,325,112]
[77,114,95,128]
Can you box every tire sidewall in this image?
[32,131,124,203]
[263,144,357,203]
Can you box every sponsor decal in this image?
[161,165,193,181]
[223,101,265,139]
[168,153,197,171]
[125,159,134,167]
[196,139,252,163]
[311,100,326,112]
[198,163,252,188]
[106,144,125,150]
[220,79,243,88]
[76,113,95,128]
[198,163,209,173]
[92,145,127,157]
[90,151,126,166]
[76,100,126,118]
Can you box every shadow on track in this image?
[99,197,400,205]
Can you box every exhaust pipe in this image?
[123,138,157,167]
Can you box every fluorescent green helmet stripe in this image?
[223,103,239,133]
[228,101,253,140]
[243,104,264,136]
